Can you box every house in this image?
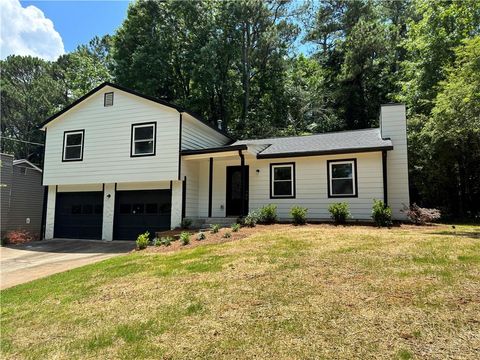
[40,82,409,241]
[1,153,45,240]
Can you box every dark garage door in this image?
[54,192,103,239]
[114,190,171,240]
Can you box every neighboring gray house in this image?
[1,153,44,240]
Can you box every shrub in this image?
[371,200,392,227]
[152,237,161,246]
[290,206,308,225]
[258,204,278,224]
[179,232,190,245]
[223,231,231,238]
[328,202,351,224]
[181,218,192,229]
[196,232,206,241]
[3,230,38,244]
[231,223,241,232]
[136,231,150,250]
[161,236,173,246]
[210,224,221,234]
[402,203,441,225]
[243,211,259,227]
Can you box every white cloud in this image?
[0,0,65,60]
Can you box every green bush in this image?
[161,236,173,246]
[136,231,150,250]
[179,232,190,245]
[152,237,161,246]
[223,231,231,238]
[243,211,259,227]
[210,224,221,233]
[328,202,351,225]
[371,199,392,227]
[181,218,192,229]
[290,206,308,225]
[196,232,206,241]
[258,204,278,224]
[231,223,241,232]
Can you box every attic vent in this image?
[104,92,114,107]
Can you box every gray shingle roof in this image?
[232,128,392,158]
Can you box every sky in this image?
[1,0,130,60]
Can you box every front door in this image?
[226,166,249,217]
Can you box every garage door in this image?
[113,190,171,240]
[54,192,103,239]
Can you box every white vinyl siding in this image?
[381,105,410,219]
[181,113,230,150]
[43,86,180,185]
[191,151,384,220]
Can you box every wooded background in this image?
[1,0,479,220]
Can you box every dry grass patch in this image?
[1,224,479,359]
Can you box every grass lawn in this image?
[1,224,479,359]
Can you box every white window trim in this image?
[63,130,84,161]
[131,123,156,156]
[271,163,295,198]
[328,160,356,197]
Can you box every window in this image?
[104,92,114,106]
[63,130,84,161]
[328,159,357,197]
[270,163,295,198]
[131,122,156,157]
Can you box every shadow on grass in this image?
[430,231,480,240]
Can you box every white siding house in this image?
[41,82,409,241]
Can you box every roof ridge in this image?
[235,127,380,143]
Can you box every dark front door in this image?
[54,192,103,239]
[226,166,249,217]
[113,190,171,240]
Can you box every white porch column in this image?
[102,183,115,241]
[171,180,182,229]
[44,185,56,239]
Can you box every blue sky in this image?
[20,0,130,52]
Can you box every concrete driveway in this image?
[0,240,135,290]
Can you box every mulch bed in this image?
[138,222,454,254]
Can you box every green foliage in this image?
[243,211,259,227]
[210,224,220,234]
[179,232,191,246]
[181,218,192,229]
[136,232,150,250]
[231,223,241,232]
[161,236,173,247]
[328,203,351,225]
[152,238,161,247]
[371,200,392,227]
[258,204,278,224]
[196,232,206,241]
[290,206,308,225]
[223,232,231,239]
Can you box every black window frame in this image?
[130,122,157,157]
[327,158,358,198]
[62,130,84,162]
[270,162,296,199]
[104,92,114,107]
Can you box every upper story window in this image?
[328,159,357,197]
[63,130,84,162]
[131,122,156,157]
[104,92,114,106]
[270,162,295,198]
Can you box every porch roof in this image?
[181,128,393,159]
